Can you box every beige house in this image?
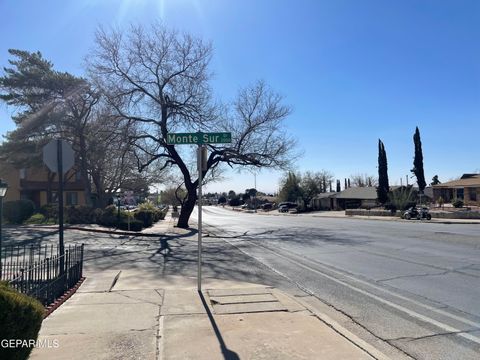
[0,162,86,208]
[432,174,480,206]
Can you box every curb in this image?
[293,295,390,360]
[66,226,163,237]
[44,277,86,318]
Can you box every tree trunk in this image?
[78,134,93,207]
[177,187,197,229]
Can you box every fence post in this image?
[80,244,84,278]
[20,269,25,294]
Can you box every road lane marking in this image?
[222,235,480,345]
[206,223,480,329]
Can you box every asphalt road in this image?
[197,206,480,360]
[3,208,479,359]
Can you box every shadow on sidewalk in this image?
[199,291,240,360]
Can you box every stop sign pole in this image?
[43,139,74,274]
[57,139,65,273]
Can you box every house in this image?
[334,187,378,210]
[0,162,87,208]
[311,192,338,210]
[432,174,480,206]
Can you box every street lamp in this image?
[0,179,8,280]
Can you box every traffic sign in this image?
[43,140,75,173]
[166,132,232,145]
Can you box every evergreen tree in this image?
[430,175,441,186]
[279,172,303,202]
[336,180,341,192]
[411,127,427,192]
[377,139,390,204]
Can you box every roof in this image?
[433,174,480,188]
[335,187,378,200]
[313,192,338,199]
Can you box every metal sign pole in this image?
[57,139,65,274]
[197,145,203,292]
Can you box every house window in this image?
[456,188,464,200]
[66,192,78,206]
[75,171,82,181]
[51,191,58,203]
[470,188,477,202]
[19,168,26,179]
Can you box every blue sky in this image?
[1,0,479,194]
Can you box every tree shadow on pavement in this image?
[199,291,240,360]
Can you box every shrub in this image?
[66,206,95,224]
[452,199,464,208]
[134,201,164,227]
[157,210,167,220]
[387,186,417,211]
[134,210,154,227]
[99,205,118,227]
[24,213,46,225]
[118,219,143,232]
[92,208,104,224]
[437,196,445,208]
[0,282,44,360]
[39,204,58,223]
[3,200,35,224]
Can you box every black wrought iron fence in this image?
[2,244,84,306]
[1,244,59,281]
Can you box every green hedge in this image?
[118,219,143,232]
[66,205,95,224]
[0,282,44,360]
[39,204,58,223]
[133,201,166,228]
[3,200,35,224]
[24,213,47,225]
[98,205,118,227]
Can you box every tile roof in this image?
[433,174,480,188]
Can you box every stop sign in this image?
[42,139,75,173]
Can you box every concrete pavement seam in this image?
[210,227,414,359]
[213,231,393,360]
[155,289,165,360]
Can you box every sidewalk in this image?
[29,269,386,360]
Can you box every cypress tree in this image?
[336,180,341,192]
[377,139,390,204]
[411,127,426,192]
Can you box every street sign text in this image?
[167,132,232,145]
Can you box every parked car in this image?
[261,203,273,210]
[278,202,297,209]
[402,207,432,220]
[278,205,289,213]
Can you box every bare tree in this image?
[350,173,378,187]
[87,24,296,227]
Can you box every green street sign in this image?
[166,132,232,145]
